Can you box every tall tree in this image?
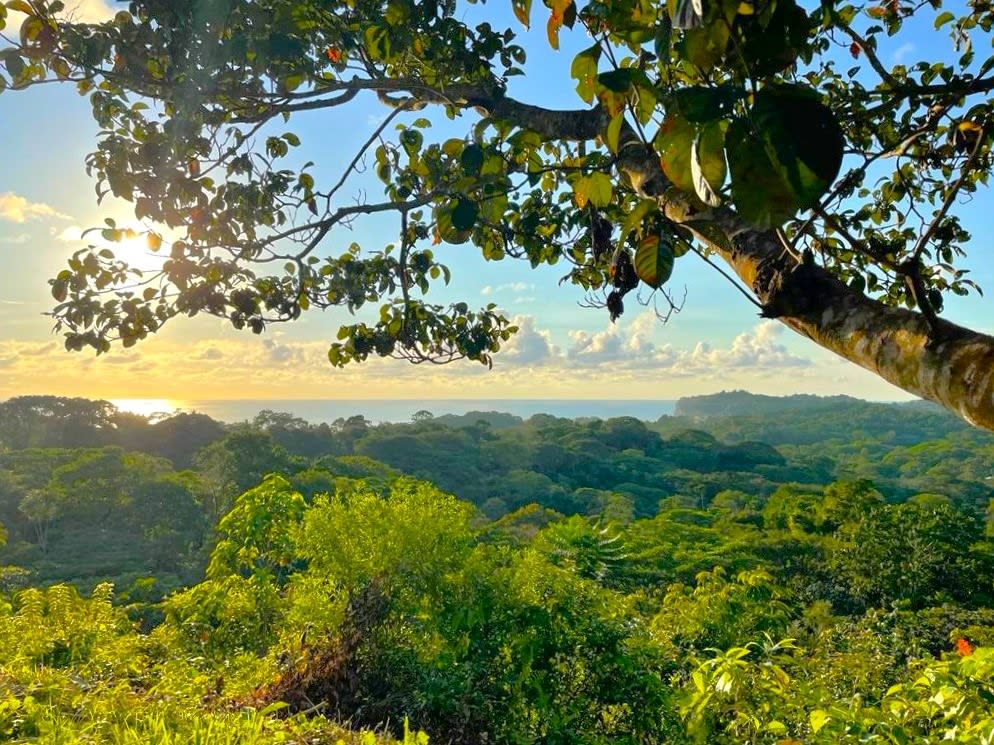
[3,0,994,424]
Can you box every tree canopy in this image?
[2,0,993,424]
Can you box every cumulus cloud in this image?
[0,233,31,245]
[0,314,823,401]
[0,193,70,224]
[564,314,809,377]
[502,315,559,365]
[568,310,658,363]
[675,321,810,373]
[263,338,303,364]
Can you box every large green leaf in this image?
[598,68,634,93]
[727,87,843,227]
[668,84,742,123]
[633,234,675,288]
[691,120,726,206]
[451,198,479,231]
[436,203,473,244]
[751,86,843,209]
[656,115,697,197]
[573,173,613,208]
[570,44,600,104]
[726,119,798,228]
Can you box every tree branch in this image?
[613,143,994,430]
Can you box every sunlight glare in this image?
[110,398,181,420]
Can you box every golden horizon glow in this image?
[109,398,181,419]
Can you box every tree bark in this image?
[692,209,994,430]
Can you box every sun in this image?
[110,398,181,420]
[96,227,168,272]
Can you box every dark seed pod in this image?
[612,250,639,293]
[607,290,624,322]
[590,212,613,263]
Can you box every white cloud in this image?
[481,282,535,297]
[196,347,224,361]
[891,42,915,64]
[668,321,810,374]
[55,225,85,243]
[263,338,303,364]
[564,314,809,376]
[0,233,31,244]
[0,193,70,224]
[502,315,559,365]
[568,310,658,363]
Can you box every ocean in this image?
[111,399,679,424]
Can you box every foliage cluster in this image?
[5,469,994,742]
[3,393,994,594]
[2,394,994,740]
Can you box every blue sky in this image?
[0,0,990,404]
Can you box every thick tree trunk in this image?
[690,209,994,430]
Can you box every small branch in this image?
[911,125,985,262]
[835,23,899,89]
[261,195,437,256]
[690,245,763,309]
[324,104,408,204]
[813,205,900,273]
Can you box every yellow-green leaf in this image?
[570,44,600,104]
[810,709,829,734]
[605,113,624,154]
[587,172,613,207]
[633,234,675,288]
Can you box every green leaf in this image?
[436,204,472,244]
[633,234,675,288]
[605,113,624,154]
[618,199,658,250]
[282,73,306,92]
[400,129,423,158]
[597,68,634,93]
[451,198,479,231]
[4,53,24,81]
[656,115,697,196]
[726,120,797,228]
[586,172,613,207]
[691,120,726,206]
[460,143,484,175]
[668,84,743,122]
[934,11,954,27]
[751,85,844,210]
[678,25,728,72]
[570,45,601,104]
[442,138,464,157]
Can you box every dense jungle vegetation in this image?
[4,393,994,743]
